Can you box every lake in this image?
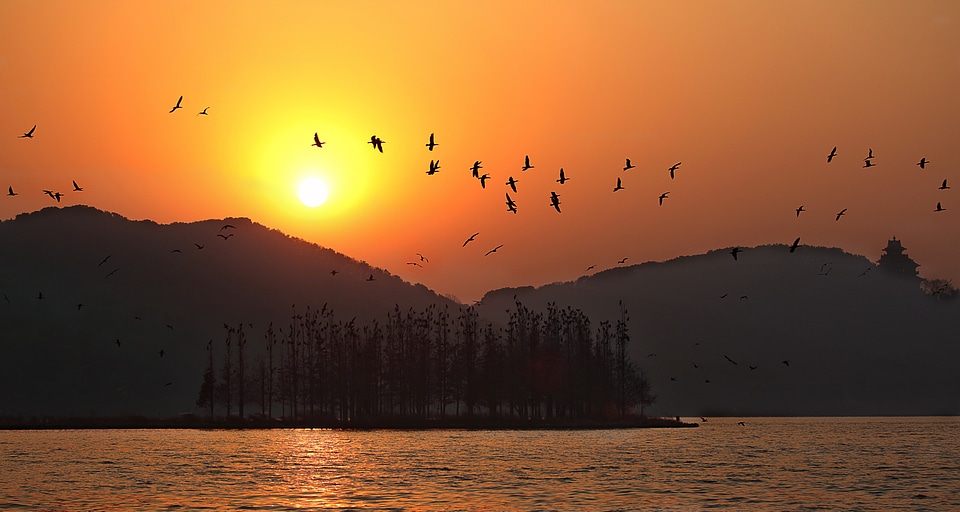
[1,417,958,510]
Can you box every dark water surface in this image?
[2,417,958,510]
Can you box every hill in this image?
[477,244,960,416]
[0,206,458,417]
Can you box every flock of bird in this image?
[7,95,954,397]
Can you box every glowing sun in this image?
[298,177,329,207]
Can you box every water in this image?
[1,417,958,510]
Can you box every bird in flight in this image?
[366,274,375,282]
[104,268,119,279]
[618,257,628,264]
[417,253,428,263]
[505,193,517,213]
[668,162,681,179]
[159,349,165,358]
[556,168,569,185]
[312,133,325,148]
[7,186,16,197]
[585,265,596,272]
[796,205,805,217]
[197,107,210,116]
[194,243,204,250]
[426,133,438,151]
[98,255,111,267]
[470,161,482,178]
[789,237,801,253]
[939,179,950,190]
[368,135,385,153]
[479,174,491,188]
[427,160,440,175]
[781,360,790,367]
[826,146,837,163]
[19,125,36,138]
[917,157,929,169]
[406,262,423,268]
[220,224,236,232]
[485,244,504,256]
[724,355,738,365]
[217,233,234,240]
[863,159,875,168]
[658,192,669,206]
[730,247,742,261]
[43,190,62,202]
[463,232,479,247]
[865,148,874,160]
[521,155,534,171]
[330,269,339,276]
[549,191,561,213]
[169,96,183,113]
[835,208,847,221]
[613,177,624,192]
[935,202,945,212]
[623,158,635,171]
[72,180,83,192]
[505,176,518,193]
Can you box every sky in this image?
[2,0,959,303]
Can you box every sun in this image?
[298,177,329,207]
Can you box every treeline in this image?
[196,299,655,424]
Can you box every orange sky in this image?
[2,1,959,302]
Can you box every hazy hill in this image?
[0,206,458,417]
[477,245,960,416]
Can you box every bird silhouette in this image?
[789,237,801,253]
[863,159,875,168]
[366,274,375,281]
[505,193,517,213]
[115,339,121,348]
[585,265,596,272]
[623,158,635,171]
[194,243,204,250]
[76,303,83,310]
[865,148,874,160]
[417,253,428,263]
[730,247,742,261]
[796,205,805,217]
[330,269,339,276]
[72,180,83,192]
[835,208,847,221]
[170,249,182,253]
[935,202,945,212]
[427,160,440,175]
[658,192,669,206]
[613,177,624,192]
[103,268,119,279]
[463,232,479,247]
[217,233,234,240]
[668,162,681,179]
[98,255,111,267]
[19,125,37,138]
[368,135,385,152]
[781,360,790,367]
[169,96,183,113]
[7,186,17,197]
[618,257,628,264]
[485,244,504,256]
[749,365,757,370]
[917,157,928,169]
[407,262,423,267]
[939,179,950,190]
[470,161,482,178]
[197,107,209,116]
[827,146,837,163]
[505,176,518,193]
[159,349,165,357]
[220,224,236,232]
[724,355,738,365]
[521,155,534,171]
[478,174,490,188]
[37,292,43,300]
[312,133,325,147]
[549,191,561,213]
[556,168,569,184]
[425,133,438,151]
[738,421,746,426]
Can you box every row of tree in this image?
[196,299,655,424]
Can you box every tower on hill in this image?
[877,236,919,278]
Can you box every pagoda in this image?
[877,236,919,278]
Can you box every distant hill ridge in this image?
[1,206,956,417]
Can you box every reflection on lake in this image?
[2,417,958,510]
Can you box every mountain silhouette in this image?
[477,245,960,416]
[0,206,457,417]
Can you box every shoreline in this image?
[0,415,698,431]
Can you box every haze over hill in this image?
[478,244,960,416]
[1,206,957,417]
